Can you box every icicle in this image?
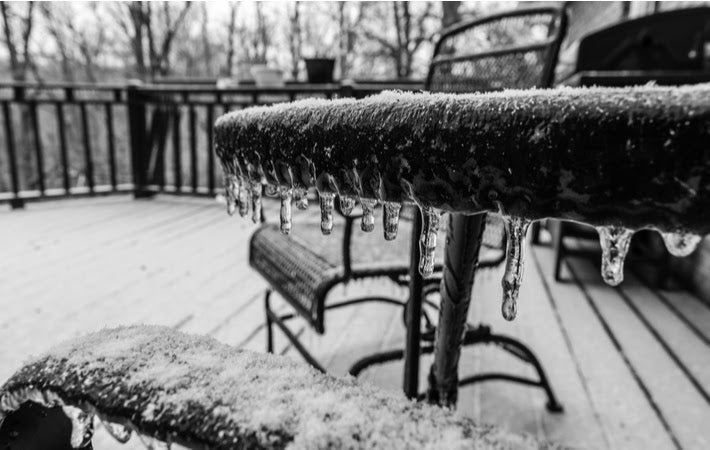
[339,195,356,216]
[100,418,132,443]
[360,198,377,232]
[225,175,239,216]
[264,183,279,197]
[419,207,442,277]
[383,202,401,240]
[62,406,94,448]
[596,225,634,286]
[280,188,293,235]
[250,181,262,224]
[293,187,309,210]
[500,216,531,321]
[319,192,335,235]
[661,231,701,257]
[237,176,250,217]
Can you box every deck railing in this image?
[0,80,422,208]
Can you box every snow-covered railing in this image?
[0,326,551,449]
[0,81,421,208]
[215,84,710,321]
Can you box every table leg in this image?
[427,213,486,407]
[403,211,423,399]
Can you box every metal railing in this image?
[0,81,423,208]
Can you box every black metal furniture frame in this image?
[257,6,566,409]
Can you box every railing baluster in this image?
[2,101,22,207]
[29,101,45,195]
[104,102,117,190]
[55,102,70,194]
[189,104,197,192]
[207,104,215,194]
[79,102,94,193]
[173,105,182,192]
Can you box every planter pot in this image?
[250,65,285,87]
[305,58,336,83]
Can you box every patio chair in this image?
[551,6,710,282]
[250,6,566,407]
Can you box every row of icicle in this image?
[63,404,171,449]
[224,174,702,322]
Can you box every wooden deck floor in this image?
[1,196,709,449]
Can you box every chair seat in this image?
[250,224,340,329]
[250,210,506,332]
[0,326,556,449]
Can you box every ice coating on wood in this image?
[236,177,249,218]
[0,325,554,449]
[250,181,262,223]
[319,192,335,235]
[339,195,356,216]
[279,188,292,234]
[419,208,442,277]
[264,183,279,197]
[63,405,93,448]
[661,231,702,257]
[224,174,239,216]
[383,202,402,240]
[215,84,710,234]
[293,187,309,210]
[100,418,132,443]
[360,198,377,232]
[501,216,531,321]
[597,226,634,286]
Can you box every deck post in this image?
[127,81,154,199]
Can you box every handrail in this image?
[0,81,422,208]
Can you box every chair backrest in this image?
[426,7,568,92]
[576,7,710,72]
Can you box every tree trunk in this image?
[442,1,461,28]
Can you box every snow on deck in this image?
[1,195,710,449]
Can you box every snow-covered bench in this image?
[0,325,555,449]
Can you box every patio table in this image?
[215,83,710,406]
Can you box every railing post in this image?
[339,81,355,99]
[126,81,154,199]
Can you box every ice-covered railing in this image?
[214,85,710,320]
[0,326,550,449]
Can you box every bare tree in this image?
[361,1,436,78]
[40,3,107,82]
[336,2,367,79]
[114,1,193,80]
[1,1,36,190]
[441,1,462,28]
[240,2,271,64]
[223,2,239,76]
[1,1,35,81]
[199,3,213,76]
[288,1,302,80]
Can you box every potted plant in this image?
[304,57,336,83]
[250,64,285,87]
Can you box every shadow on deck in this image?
[1,196,709,449]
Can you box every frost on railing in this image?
[215,86,710,321]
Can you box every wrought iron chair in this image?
[551,6,710,282]
[250,6,566,408]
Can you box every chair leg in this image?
[531,221,542,245]
[264,289,274,354]
[552,220,565,282]
[461,326,564,413]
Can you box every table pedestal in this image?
[427,213,486,406]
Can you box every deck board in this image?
[2,196,709,449]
